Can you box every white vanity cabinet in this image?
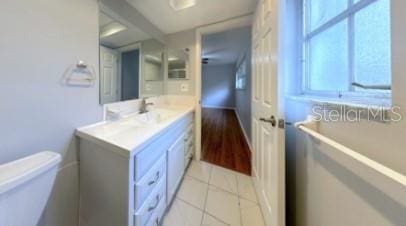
[77,110,194,226]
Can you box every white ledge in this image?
[286,95,394,123]
[286,95,392,110]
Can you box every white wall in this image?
[0,1,102,226]
[235,45,252,142]
[285,1,406,225]
[202,64,236,108]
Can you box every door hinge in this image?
[278,119,285,129]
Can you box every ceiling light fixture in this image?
[100,22,127,38]
[169,0,196,11]
[168,57,180,61]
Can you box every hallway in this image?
[202,108,251,175]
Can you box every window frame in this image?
[236,54,247,90]
[302,0,391,100]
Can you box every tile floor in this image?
[162,161,265,226]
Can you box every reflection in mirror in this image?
[144,52,163,81]
[168,49,189,80]
[99,11,165,104]
[140,40,165,98]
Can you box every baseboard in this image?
[234,109,252,151]
[202,105,235,110]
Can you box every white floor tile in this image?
[177,176,208,210]
[187,160,212,183]
[236,174,258,203]
[163,199,203,226]
[202,214,230,226]
[209,166,238,194]
[205,186,241,226]
[239,198,265,226]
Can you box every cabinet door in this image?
[167,135,185,204]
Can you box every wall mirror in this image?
[168,49,189,80]
[99,10,165,104]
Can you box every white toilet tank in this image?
[0,151,61,226]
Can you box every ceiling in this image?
[202,26,251,66]
[100,12,114,27]
[126,0,258,34]
[99,12,151,49]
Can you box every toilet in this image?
[0,151,61,226]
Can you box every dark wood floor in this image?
[202,108,251,175]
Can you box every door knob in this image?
[260,115,276,127]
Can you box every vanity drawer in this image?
[134,178,166,226]
[134,114,193,181]
[134,133,178,181]
[135,155,166,211]
[144,194,167,226]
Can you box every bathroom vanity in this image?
[76,103,194,226]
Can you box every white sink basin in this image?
[135,109,178,124]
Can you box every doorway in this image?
[200,26,252,175]
[121,49,140,101]
[100,45,141,104]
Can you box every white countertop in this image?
[76,105,195,157]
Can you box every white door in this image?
[252,0,285,226]
[100,46,119,104]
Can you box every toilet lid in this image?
[0,151,61,194]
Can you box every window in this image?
[236,56,247,89]
[303,0,391,98]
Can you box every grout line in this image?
[175,199,204,225]
[236,175,260,204]
[204,184,242,225]
[209,165,237,188]
[187,173,210,184]
[175,176,209,211]
[198,204,204,226]
[207,166,239,196]
[238,196,267,226]
[203,212,232,226]
[176,196,205,211]
[180,160,265,226]
[200,163,214,226]
[186,161,212,184]
[208,183,239,197]
[236,172,244,226]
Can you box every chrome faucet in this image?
[139,98,154,114]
